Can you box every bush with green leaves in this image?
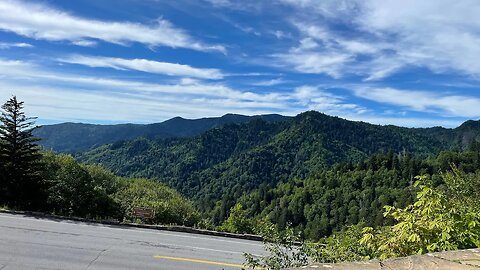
[361,170,480,259]
[244,220,311,270]
[217,203,256,234]
[114,178,200,226]
[310,224,374,263]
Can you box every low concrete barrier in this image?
[290,248,480,269]
[0,209,263,242]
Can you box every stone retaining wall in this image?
[291,249,480,270]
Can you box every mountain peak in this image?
[222,113,246,117]
[297,110,329,118]
[168,116,186,121]
[162,116,187,123]
[458,120,480,130]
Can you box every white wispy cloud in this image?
[0,42,33,49]
[0,0,225,52]
[251,78,286,86]
[343,114,463,128]
[204,0,263,12]
[274,49,351,78]
[0,59,231,99]
[272,30,290,39]
[0,60,288,122]
[293,85,367,115]
[59,55,224,80]
[0,58,371,123]
[275,0,480,80]
[231,22,262,36]
[278,0,359,18]
[0,60,465,127]
[353,87,480,118]
[357,0,480,78]
[71,40,97,47]
[204,0,232,7]
[0,83,288,123]
[271,23,381,78]
[0,58,287,104]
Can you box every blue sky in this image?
[0,0,479,127]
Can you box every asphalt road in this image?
[0,213,267,270]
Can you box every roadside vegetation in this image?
[0,96,199,226]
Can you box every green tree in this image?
[218,203,255,234]
[42,153,120,218]
[114,178,200,226]
[0,96,44,209]
[0,151,5,206]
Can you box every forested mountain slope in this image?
[35,113,288,152]
[78,111,480,216]
[237,147,480,240]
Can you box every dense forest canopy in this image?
[237,147,480,240]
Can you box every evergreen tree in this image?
[0,96,44,209]
[0,148,5,206]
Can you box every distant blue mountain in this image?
[34,114,289,152]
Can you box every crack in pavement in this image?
[128,240,180,250]
[86,248,108,269]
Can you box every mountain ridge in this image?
[34,113,289,152]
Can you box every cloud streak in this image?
[274,0,480,80]
[0,42,33,49]
[59,55,224,80]
[0,58,469,127]
[0,58,369,123]
[251,78,287,86]
[353,87,480,118]
[0,0,225,52]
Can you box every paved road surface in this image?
[0,213,266,269]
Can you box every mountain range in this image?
[34,113,288,152]
[67,111,480,215]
